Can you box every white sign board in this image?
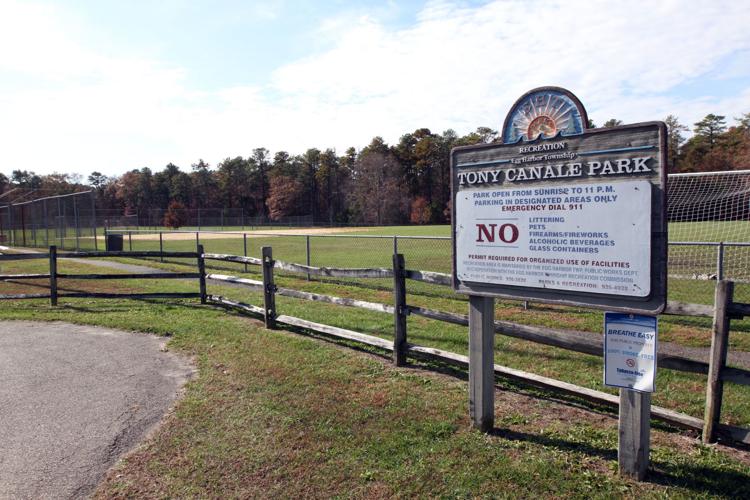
[456,180,651,297]
[604,312,657,392]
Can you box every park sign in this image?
[451,87,667,314]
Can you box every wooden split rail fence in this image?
[2,245,749,446]
[202,248,750,447]
[0,245,208,304]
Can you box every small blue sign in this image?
[604,312,658,393]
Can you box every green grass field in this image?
[94,224,748,304]
[1,255,750,497]
[6,219,748,304]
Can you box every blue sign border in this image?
[603,312,658,393]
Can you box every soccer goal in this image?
[667,170,750,283]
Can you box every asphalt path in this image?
[0,321,194,499]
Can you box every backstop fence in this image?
[0,191,102,251]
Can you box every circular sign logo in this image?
[501,87,589,144]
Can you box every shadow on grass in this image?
[490,427,618,461]
[647,461,750,499]
[60,298,212,317]
[490,426,750,497]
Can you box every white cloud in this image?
[1,0,749,177]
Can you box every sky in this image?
[1,0,749,178]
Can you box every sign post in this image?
[604,312,657,479]
[469,295,495,431]
[451,87,667,474]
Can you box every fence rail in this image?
[0,246,207,305]
[202,247,750,446]
[2,244,749,446]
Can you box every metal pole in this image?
[8,203,14,246]
[306,235,311,281]
[73,195,80,251]
[243,233,248,273]
[159,232,164,262]
[91,191,98,251]
[43,200,48,247]
[196,232,200,253]
[20,205,26,247]
[716,242,725,281]
[58,198,63,248]
[33,205,37,248]
[128,231,132,251]
[393,235,398,255]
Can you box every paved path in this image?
[0,321,194,499]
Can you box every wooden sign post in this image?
[604,312,658,479]
[619,389,651,479]
[469,295,495,431]
[450,87,667,478]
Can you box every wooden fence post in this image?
[392,253,407,366]
[197,244,207,305]
[703,279,734,443]
[619,389,651,480]
[49,245,58,306]
[469,295,495,432]
[261,246,276,329]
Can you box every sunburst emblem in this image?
[513,94,573,139]
[502,87,588,144]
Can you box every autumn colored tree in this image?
[163,201,188,228]
[267,175,305,221]
[410,196,431,224]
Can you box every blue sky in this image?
[1,0,749,177]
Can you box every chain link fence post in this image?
[306,235,311,281]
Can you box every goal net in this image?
[667,170,750,283]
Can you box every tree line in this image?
[1,114,748,226]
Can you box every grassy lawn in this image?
[2,254,750,497]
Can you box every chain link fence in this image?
[0,191,103,251]
[97,228,749,304]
